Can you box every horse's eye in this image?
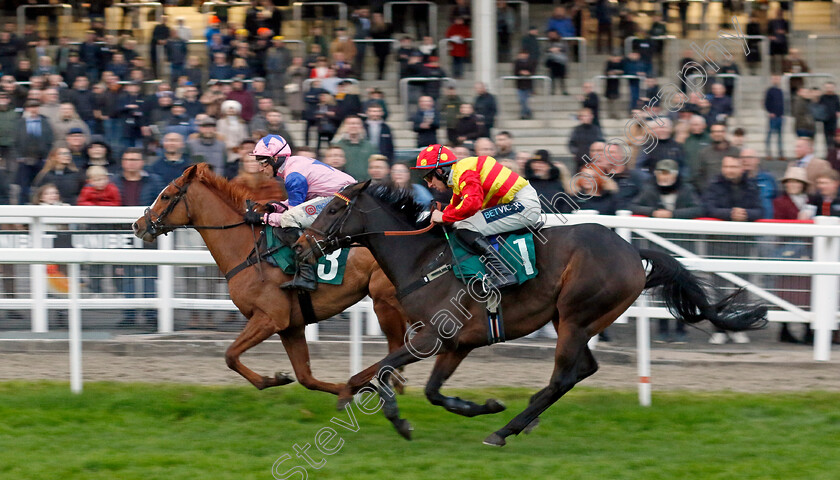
[328,208,337,214]
[161,195,170,201]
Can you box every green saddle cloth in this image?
[265,227,350,285]
[450,232,538,285]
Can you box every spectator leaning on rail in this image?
[702,155,763,222]
[243,134,355,291]
[415,144,542,290]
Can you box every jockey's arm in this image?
[262,172,309,226]
[441,170,484,223]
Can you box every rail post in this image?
[636,293,651,407]
[350,303,362,375]
[29,217,47,333]
[68,263,82,394]
[157,232,174,333]
[811,216,839,362]
[615,210,632,325]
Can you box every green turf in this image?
[1,381,838,480]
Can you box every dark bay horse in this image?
[132,164,410,395]
[297,182,767,446]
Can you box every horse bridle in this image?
[298,191,438,261]
[142,179,245,238]
[300,192,360,259]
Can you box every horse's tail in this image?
[639,249,768,332]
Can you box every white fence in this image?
[1,206,839,398]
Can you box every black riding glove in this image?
[243,209,264,225]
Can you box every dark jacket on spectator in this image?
[62,60,87,87]
[364,120,394,162]
[513,57,537,91]
[635,138,686,176]
[807,193,840,217]
[630,177,704,218]
[764,85,785,117]
[34,168,85,204]
[707,94,733,123]
[568,123,603,163]
[146,154,191,184]
[702,174,763,221]
[523,159,571,213]
[15,114,54,163]
[412,109,440,147]
[454,114,482,142]
[614,168,646,209]
[474,92,497,133]
[68,88,96,123]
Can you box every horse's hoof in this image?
[483,432,506,447]
[522,417,540,435]
[485,399,506,414]
[336,396,352,411]
[394,419,413,440]
[275,371,295,386]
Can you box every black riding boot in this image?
[280,261,318,292]
[458,230,517,290]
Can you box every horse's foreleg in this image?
[370,288,410,394]
[278,325,345,395]
[225,312,294,390]
[424,349,506,417]
[337,328,443,440]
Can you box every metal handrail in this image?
[806,34,840,72]
[505,0,530,36]
[109,2,163,24]
[384,1,438,40]
[537,36,587,83]
[16,4,72,36]
[623,35,678,76]
[200,1,251,14]
[497,75,552,125]
[592,74,643,105]
[398,76,456,111]
[782,72,838,115]
[688,73,742,116]
[292,1,348,25]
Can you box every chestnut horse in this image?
[132,164,409,395]
[298,182,768,446]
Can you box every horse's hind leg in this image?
[483,322,591,447]
[424,349,506,417]
[225,311,294,390]
[278,324,344,395]
[521,344,598,434]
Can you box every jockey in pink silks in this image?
[243,134,355,291]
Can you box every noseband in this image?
[301,192,358,259]
[143,180,191,238]
[142,179,246,238]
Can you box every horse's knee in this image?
[224,348,238,370]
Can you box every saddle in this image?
[224,227,348,285]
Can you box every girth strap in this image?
[396,264,453,300]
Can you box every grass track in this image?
[1,381,839,479]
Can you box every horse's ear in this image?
[183,164,199,181]
[359,179,372,191]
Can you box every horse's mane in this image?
[192,163,255,211]
[365,183,428,229]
